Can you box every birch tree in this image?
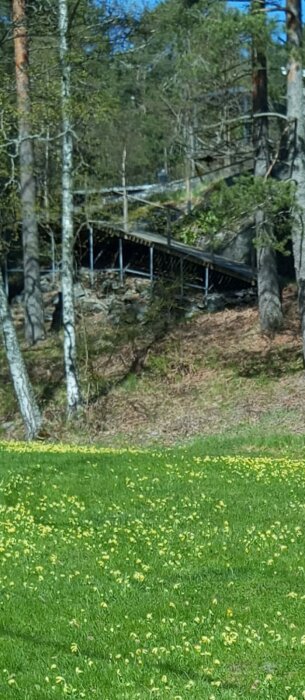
[286,0,305,361]
[58,0,82,413]
[0,267,42,438]
[12,0,45,344]
[252,0,283,332]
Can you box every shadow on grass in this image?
[0,623,108,663]
[158,660,242,692]
[158,660,204,681]
[218,346,303,378]
[87,322,171,406]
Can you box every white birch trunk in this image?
[286,0,305,361]
[58,0,82,413]
[0,268,42,439]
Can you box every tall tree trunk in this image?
[12,0,45,345]
[286,0,305,361]
[0,268,42,439]
[252,0,283,332]
[58,0,82,413]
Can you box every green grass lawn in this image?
[1,439,305,699]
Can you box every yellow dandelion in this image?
[133,572,145,582]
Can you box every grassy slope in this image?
[1,441,305,699]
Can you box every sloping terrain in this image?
[0,284,304,445]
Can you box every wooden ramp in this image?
[87,220,257,287]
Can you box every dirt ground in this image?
[1,285,305,445]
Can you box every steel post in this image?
[205,266,209,296]
[149,246,154,289]
[119,238,124,285]
[88,224,94,286]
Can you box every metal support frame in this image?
[149,246,154,289]
[4,221,255,306]
[122,147,129,233]
[88,224,94,286]
[204,266,209,297]
[119,237,124,285]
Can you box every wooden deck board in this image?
[88,220,257,286]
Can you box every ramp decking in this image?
[88,220,257,286]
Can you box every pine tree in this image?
[12,0,45,344]
[252,0,283,332]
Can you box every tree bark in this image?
[12,0,45,345]
[286,0,305,361]
[58,0,82,413]
[0,267,42,439]
[252,0,283,332]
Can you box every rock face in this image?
[10,268,256,333]
[220,227,256,267]
[199,222,256,267]
[84,271,153,324]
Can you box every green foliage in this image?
[177,176,294,251]
[178,208,220,245]
[145,352,172,377]
[0,0,291,224]
[120,372,139,392]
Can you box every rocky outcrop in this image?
[9,268,256,334]
[198,221,256,267]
